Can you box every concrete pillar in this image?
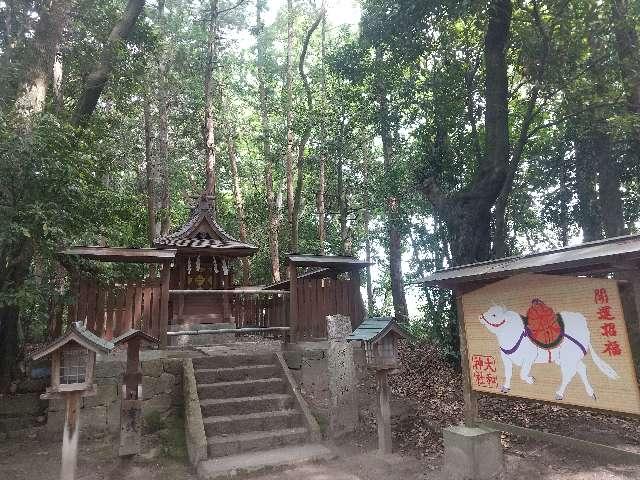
[443,426,504,480]
[326,314,358,437]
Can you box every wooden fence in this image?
[69,278,163,340]
[289,277,366,339]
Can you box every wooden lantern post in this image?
[31,323,114,480]
[113,329,159,456]
[347,317,410,455]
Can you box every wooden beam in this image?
[289,262,298,342]
[456,290,478,426]
[376,369,392,454]
[159,265,170,347]
[478,418,640,464]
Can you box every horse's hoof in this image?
[591,393,597,401]
[500,386,510,394]
[555,394,563,401]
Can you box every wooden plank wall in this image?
[232,293,289,337]
[70,278,162,340]
[294,277,366,339]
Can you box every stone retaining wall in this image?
[46,357,185,434]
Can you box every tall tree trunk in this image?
[421,0,512,267]
[363,141,374,313]
[375,48,409,323]
[574,135,603,242]
[144,90,161,244]
[316,9,327,255]
[203,0,218,209]
[291,9,323,253]
[73,0,146,124]
[285,0,294,227]
[53,50,64,113]
[256,0,280,282]
[228,127,251,285]
[14,0,72,120]
[157,0,171,235]
[611,0,640,137]
[595,129,626,237]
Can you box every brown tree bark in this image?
[611,0,640,129]
[202,0,219,209]
[363,141,374,314]
[375,47,409,323]
[157,0,171,235]
[144,91,161,244]
[72,0,146,124]
[256,0,280,282]
[290,9,323,253]
[421,0,512,266]
[227,127,251,285]
[574,135,603,242]
[53,50,64,113]
[285,0,294,227]
[316,10,327,255]
[14,0,72,120]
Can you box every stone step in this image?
[207,427,309,458]
[198,378,286,400]
[193,354,276,370]
[204,409,302,436]
[197,444,334,480]
[196,364,281,383]
[200,394,294,417]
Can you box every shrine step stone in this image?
[197,444,334,480]
[193,351,324,478]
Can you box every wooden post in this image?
[456,290,478,426]
[60,391,81,480]
[376,369,392,454]
[120,337,143,456]
[124,338,141,399]
[159,264,170,347]
[289,262,298,342]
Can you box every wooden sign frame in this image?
[454,272,640,459]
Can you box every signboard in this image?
[462,273,640,415]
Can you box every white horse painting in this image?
[479,305,619,400]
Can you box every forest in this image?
[0,0,639,388]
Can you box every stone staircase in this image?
[192,352,331,479]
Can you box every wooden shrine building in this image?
[57,194,369,346]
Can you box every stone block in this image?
[443,426,503,480]
[142,359,163,377]
[327,314,352,340]
[163,359,183,376]
[95,360,124,379]
[0,393,46,416]
[158,373,176,395]
[284,350,303,370]
[81,405,108,430]
[327,315,358,437]
[107,399,121,433]
[83,384,119,408]
[143,393,172,414]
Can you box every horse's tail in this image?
[590,347,619,380]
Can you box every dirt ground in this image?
[1,428,639,480]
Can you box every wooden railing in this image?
[168,289,290,337]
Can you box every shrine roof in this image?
[113,329,159,346]
[286,254,372,270]
[154,195,257,256]
[60,246,176,263]
[31,322,114,360]
[347,317,410,342]
[414,234,640,289]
